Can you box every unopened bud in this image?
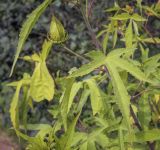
[49,16,68,43]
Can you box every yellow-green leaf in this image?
[86,79,103,115]
[112,58,148,82]
[56,113,80,150]
[60,78,75,130]
[10,81,22,129]
[140,37,160,44]
[106,62,131,132]
[10,0,52,76]
[131,13,146,21]
[68,58,105,78]
[30,62,55,102]
[111,13,130,20]
[68,82,82,113]
[41,39,53,61]
[125,20,133,48]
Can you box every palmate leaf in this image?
[68,48,134,78]
[8,73,31,130]
[106,62,131,132]
[10,0,52,76]
[67,48,150,132]
[30,61,55,102]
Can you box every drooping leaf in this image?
[10,81,22,129]
[21,86,30,131]
[30,61,55,102]
[10,0,52,76]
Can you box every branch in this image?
[79,1,102,49]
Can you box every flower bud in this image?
[49,16,68,43]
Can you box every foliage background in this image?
[0,0,159,133]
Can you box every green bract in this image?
[49,16,68,43]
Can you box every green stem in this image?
[62,44,89,62]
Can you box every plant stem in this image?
[79,1,101,49]
[61,44,89,62]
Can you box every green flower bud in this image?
[49,16,68,43]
